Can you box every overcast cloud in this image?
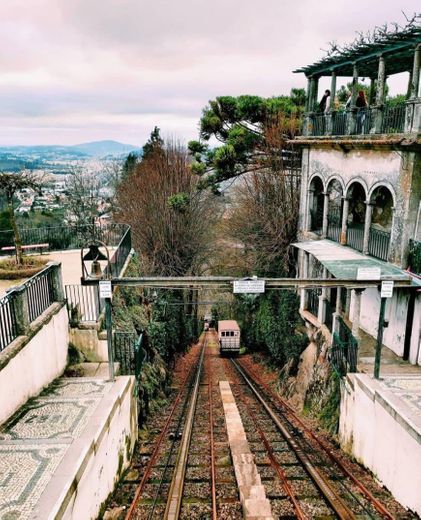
[0,0,419,145]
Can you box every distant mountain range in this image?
[0,140,140,159]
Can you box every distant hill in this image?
[72,140,139,157]
[0,140,140,159]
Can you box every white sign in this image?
[233,279,265,294]
[357,267,381,280]
[99,280,112,299]
[381,280,394,298]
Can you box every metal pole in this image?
[374,297,386,379]
[105,297,115,381]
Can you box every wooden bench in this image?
[1,243,49,254]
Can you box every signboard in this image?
[357,267,381,281]
[233,279,265,294]
[381,280,394,298]
[99,280,112,299]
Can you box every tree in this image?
[188,92,303,191]
[142,126,163,159]
[0,171,44,265]
[115,138,220,276]
[64,165,102,230]
[121,152,138,180]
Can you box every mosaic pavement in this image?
[381,375,421,418]
[0,378,111,520]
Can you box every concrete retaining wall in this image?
[0,303,69,425]
[33,376,137,520]
[339,374,421,515]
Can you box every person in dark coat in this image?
[319,90,331,113]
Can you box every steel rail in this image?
[231,359,357,520]
[109,276,414,290]
[207,333,218,520]
[164,335,206,519]
[125,339,204,520]
[229,374,309,520]
[237,360,395,520]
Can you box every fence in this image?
[346,224,364,252]
[368,227,390,261]
[113,331,146,378]
[104,226,132,278]
[330,317,358,376]
[408,239,421,275]
[307,288,320,317]
[381,103,406,134]
[65,284,104,323]
[0,263,61,352]
[0,223,129,255]
[331,111,347,135]
[327,206,342,243]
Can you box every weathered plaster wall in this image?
[69,326,108,362]
[339,374,421,515]
[0,303,69,426]
[350,288,410,359]
[299,146,418,267]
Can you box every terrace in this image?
[294,24,421,138]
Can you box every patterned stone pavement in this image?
[0,378,111,520]
[381,375,421,418]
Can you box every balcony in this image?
[306,102,406,138]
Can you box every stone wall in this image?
[339,373,421,515]
[0,303,69,425]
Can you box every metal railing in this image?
[381,103,406,134]
[0,263,61,352]
[307,288,320,317]
[113,331,146,377]
[23,266,55,323]
[346,224,364,252]
[368,227,390,261]
[327,206,342,243]
[355,107,374,135]
[331,111,347,135]
[408,239,421,275]
[330,317,358,376]
[0,223,129,255]
[104,226,132,278]
[65,284,104,323]
[305,102,407,137]
[0,292,18,351]
[310,208,323,234]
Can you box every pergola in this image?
[294,23,421,135]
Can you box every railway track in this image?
[122,331,404,519]
[228,358,397,520]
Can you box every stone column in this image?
[362,201,373,255]
[47,261,65,302]
[304,77,312,135]
[332,287,342,335]
[318,268,328,324]
[305,76,312,112]
[306,188,315,232]
[300,252,309,311]
[347,63,359,134]
[8,286,30,336]
[327,70,337,135]
[345,289,351,318]
[411,44,420,99]
[369,77,376,106]
[374,56,386,133]
[340,197,350,245]
[351,289,363,340]
[310,76,319,112]
[322,191,329,238]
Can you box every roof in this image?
[218,320,240,330]
[294,24,421,77]
[293,239,416,282]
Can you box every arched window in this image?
[326,179,343,243]
[346,181,366,251]
[308,176,324,234]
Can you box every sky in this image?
[0,0,419,146]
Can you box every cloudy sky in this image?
[0,0,419,146]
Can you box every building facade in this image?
[293,26,421,367]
